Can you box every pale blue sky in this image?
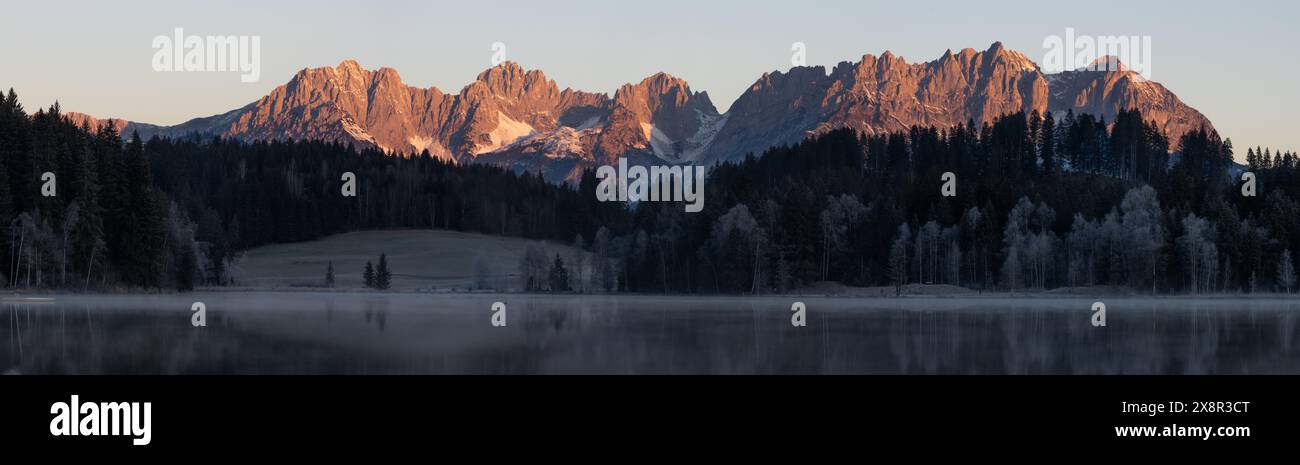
[2,0,1295,157]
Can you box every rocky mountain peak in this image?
[1083,55,1129,73]
[92,43,1216,183]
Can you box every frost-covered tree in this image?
[161,201,200,291]
[1119,186,1164,293]
[589,227,613,292]
[1178,213,1218,294]
[1066,213,1097,287]
[519,242,548,291]
[946,239,963,285]
[818,194,867,281]
[1279,249,1296,294]
[1002,197,1057,291]
[709,203,768,293]
[915,221,942,284]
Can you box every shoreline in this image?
[4,287,1296,301]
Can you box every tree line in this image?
[0,88,609,290]
[0,90,176,290]
[3,86,1297,294]
[608,109,1299,294]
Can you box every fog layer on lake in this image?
[3,292,1299,374]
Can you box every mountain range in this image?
[72,42,1213,183]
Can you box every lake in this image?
[2,292,1298,374]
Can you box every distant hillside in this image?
[230,229,586,291]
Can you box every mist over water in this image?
[3,293,1299,374]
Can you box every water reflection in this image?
[2,294,1298,374]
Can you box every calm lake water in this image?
[2,292,1299,374]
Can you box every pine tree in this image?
[363,261,375,288]
[71,129,104,284]
[0,141,12,279]
[1026,110,1042,176]
[548,253,569,292]
[375,253,391,289]
[325,261,335,287]
[102,131,164,288]
[1040,112,1056,174]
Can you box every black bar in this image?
[1,376,1294,453]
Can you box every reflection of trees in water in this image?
[5,298,1300,374]
[868,301,1300,374]
[995,301,1300,374]
[5,303,180,374]
[363,300,388,332]
[3,301,328,374]
[516,299,1300,374]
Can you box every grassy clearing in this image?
[229,229,584,291]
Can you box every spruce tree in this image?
[363,261,375,288]
[1040,112,1056,174]
[548,254,569,292]
[325,261,335,287]
[99,131,164,288]
[375,253,391,289]
[71,131,103,282]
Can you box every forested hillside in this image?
[636,110,1299,294]
[1,88,1296,294]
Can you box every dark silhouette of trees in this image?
[548,254,569,292]
[3,86,1298,294]
[375,253,391,290]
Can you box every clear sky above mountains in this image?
[2,0,1295,158]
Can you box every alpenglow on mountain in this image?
[96,42,1213,183]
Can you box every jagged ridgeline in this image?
[68,43,1216,184]
[1,88,1298,293]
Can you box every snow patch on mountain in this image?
[341,117,377,146]
[679,111,727,162]
[644,123,676,159]
[497,126,591,159]
[408,135,434,153]
[477,111,536,154]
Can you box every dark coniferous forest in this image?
[1,88,1297,294]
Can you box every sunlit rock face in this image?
[86,43,1213,183]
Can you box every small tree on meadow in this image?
[549,254,569,292]
[376,253,392,290]
[363,261,376,288]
